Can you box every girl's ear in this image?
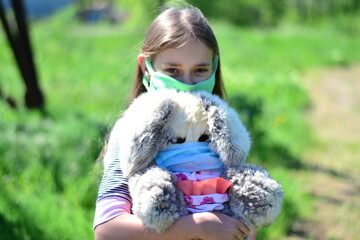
[137,54,147,74]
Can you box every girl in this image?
[94,3,255,240]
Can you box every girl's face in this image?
[139,38,214,85]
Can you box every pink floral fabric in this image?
[175,170,222,181]
[184,193,229,213]
[174,171,231,213]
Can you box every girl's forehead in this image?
[154,39,213,65]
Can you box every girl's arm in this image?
[95,211,249,240]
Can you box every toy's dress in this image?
[155,141,232,213]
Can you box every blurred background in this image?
[0,0,359,239]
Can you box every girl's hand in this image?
[192,212,249,240]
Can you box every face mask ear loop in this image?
[145,58,156,75]
[142,58,156,90]
[213,56,219,72]
[142,59,155,91]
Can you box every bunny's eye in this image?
[198,134,210,142]
[176,137,186,144]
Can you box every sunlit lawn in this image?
[0,5,359,240]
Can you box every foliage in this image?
[0,2,360,239]
[187,0,285,26]
[187,0,360,27]
[0,109,103,240]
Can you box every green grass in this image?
[0,5,360,240]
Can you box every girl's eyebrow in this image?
[161,62,181,67]
[196,63,211,67]
[161,62,211,67]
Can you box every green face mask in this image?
[142,56,218,93]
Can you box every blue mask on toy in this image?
[155,142,224,172]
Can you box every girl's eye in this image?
[195,68,209,74]
[165,68,179,74]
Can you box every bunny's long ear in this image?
[198,92,251,167]
[117,91,176,177]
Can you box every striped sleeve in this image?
[96,119,132,203]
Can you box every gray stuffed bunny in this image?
[116,89,283,234]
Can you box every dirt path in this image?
[287,65,360,240]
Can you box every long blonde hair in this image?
[130,4,226,101]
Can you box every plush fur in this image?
[115,89,283,233]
